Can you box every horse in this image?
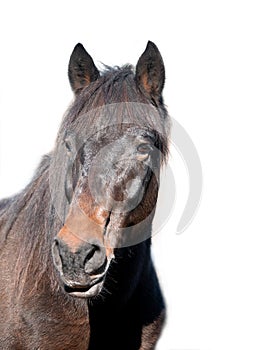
[0,41,170,349]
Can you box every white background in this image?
[0,1,253,349]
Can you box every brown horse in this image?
[0,41,170,349]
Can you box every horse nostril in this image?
[52,239,63,273]
[83,245,97,265]
[83,244,106,275]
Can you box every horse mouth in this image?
[63,276,104,298]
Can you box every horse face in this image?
[52,128,160,298]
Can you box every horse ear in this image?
[68,43,100,94]
[135,41,165,100]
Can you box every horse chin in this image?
[62,275,105,299]
[64,279,104,298]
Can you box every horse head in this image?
[51,42,169,298]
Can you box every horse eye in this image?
[137,143,153,154]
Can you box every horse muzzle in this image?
[52,237,111,298]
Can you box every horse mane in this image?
[0,154,57,295]
[0,64,170,299]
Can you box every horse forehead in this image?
[67,101,163,143]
